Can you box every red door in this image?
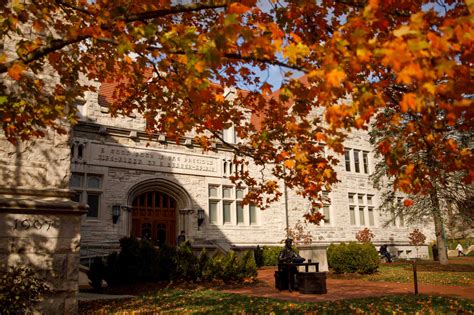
[131,191,177,246]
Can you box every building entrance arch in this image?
[131,191,177,246]
[126,178,193,246]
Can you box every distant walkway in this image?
[222,268,474,302]
[78,292,134,301]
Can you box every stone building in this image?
[73,81,433,265]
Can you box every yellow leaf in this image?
[284,159,296,169]
[214,94,224,103]
[393,26,417,38]
[7,62,25,80]
[326,69,346,87]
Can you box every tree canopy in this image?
[1,0,472,220]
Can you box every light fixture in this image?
[197,209,205,230]
[112,205,121,224]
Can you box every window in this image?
[249,204,257,225]
[348,192,376,227]
[69,173,103,218]
[236,189,244,224]
[368,207,375,226]
[353,150,360,173]
[349,206,356,225]
[208,185,258,225]
[362,151,369,174]
[344,149,351,171]
[321,191,331,224]
[344,148,370,174]
[209,201,218,224]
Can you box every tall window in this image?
[249,205,257,225]
[353,150,360,173]
[70,173,102,218]
[321,191,331,224]
[362,151,369,174]
[236,188,244,224]
[344,149,351,171]
[208,186,219,224]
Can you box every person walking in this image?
[456,243,466,257]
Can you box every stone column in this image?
[0,188,86,314]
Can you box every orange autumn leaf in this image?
[284,159,296,169]
[403,199,414,207]
[228,3,250,14]
[8,62,25,80]
[400,93,416,112]
[326,69,346,87]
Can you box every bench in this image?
[275,262,327,294]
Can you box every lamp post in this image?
[197,209,205,230]
[112,204,121,224]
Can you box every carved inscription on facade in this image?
[89,143,220,176]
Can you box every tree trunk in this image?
[430,190,449,265]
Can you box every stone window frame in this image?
[70,173,103,219]
[317,191,332,225]
[207,184,259,226]
[348,192,376,227]
[344,148,370,175]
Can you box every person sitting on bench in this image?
[278,238,305,291]
[379,244,392,263]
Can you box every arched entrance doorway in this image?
[131,191,177,246]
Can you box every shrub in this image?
[88,257,105,291]
[139,240,161,281]
[198,248,213,281]
[156,243,177,281]
[327,242,379,274]
[239,250,258,279]
[176,242,199,281]
[0,265,51,314]
[262,246,283,266]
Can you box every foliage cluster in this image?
[327,242,380,274]
[0,265,51,314]
[409,229,427,247]
[253,246,296,267]
[355,228,375,243]
[79,288,474,315]
[88,237,257,289]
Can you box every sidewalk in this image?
[222,268,474,302]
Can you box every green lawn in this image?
[79,289,473,314]
[364,259,474,286]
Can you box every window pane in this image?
[323,206,330,223]
[354,150,360,173]
[359,207,365,225]
[249,205,257,224]
[223,202,231,224]
[349,206,356,225]
[367,195,373,206]
[209,186,218,198]
[86,194,99,217]
[237,203,244,224]
[70,174,83,188]
[87,176,101,189]
[236,189,244,199]
[348,193,355,204]
[368,207,375,226]
[358,194,364,204]
[399,212,404,227]
[223,187,232,198]
[209,201,218,224]
[363,151,369,174]
[344,150,351,171]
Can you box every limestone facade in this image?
[73,82,434,261]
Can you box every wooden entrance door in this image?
[131,191,177,246]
